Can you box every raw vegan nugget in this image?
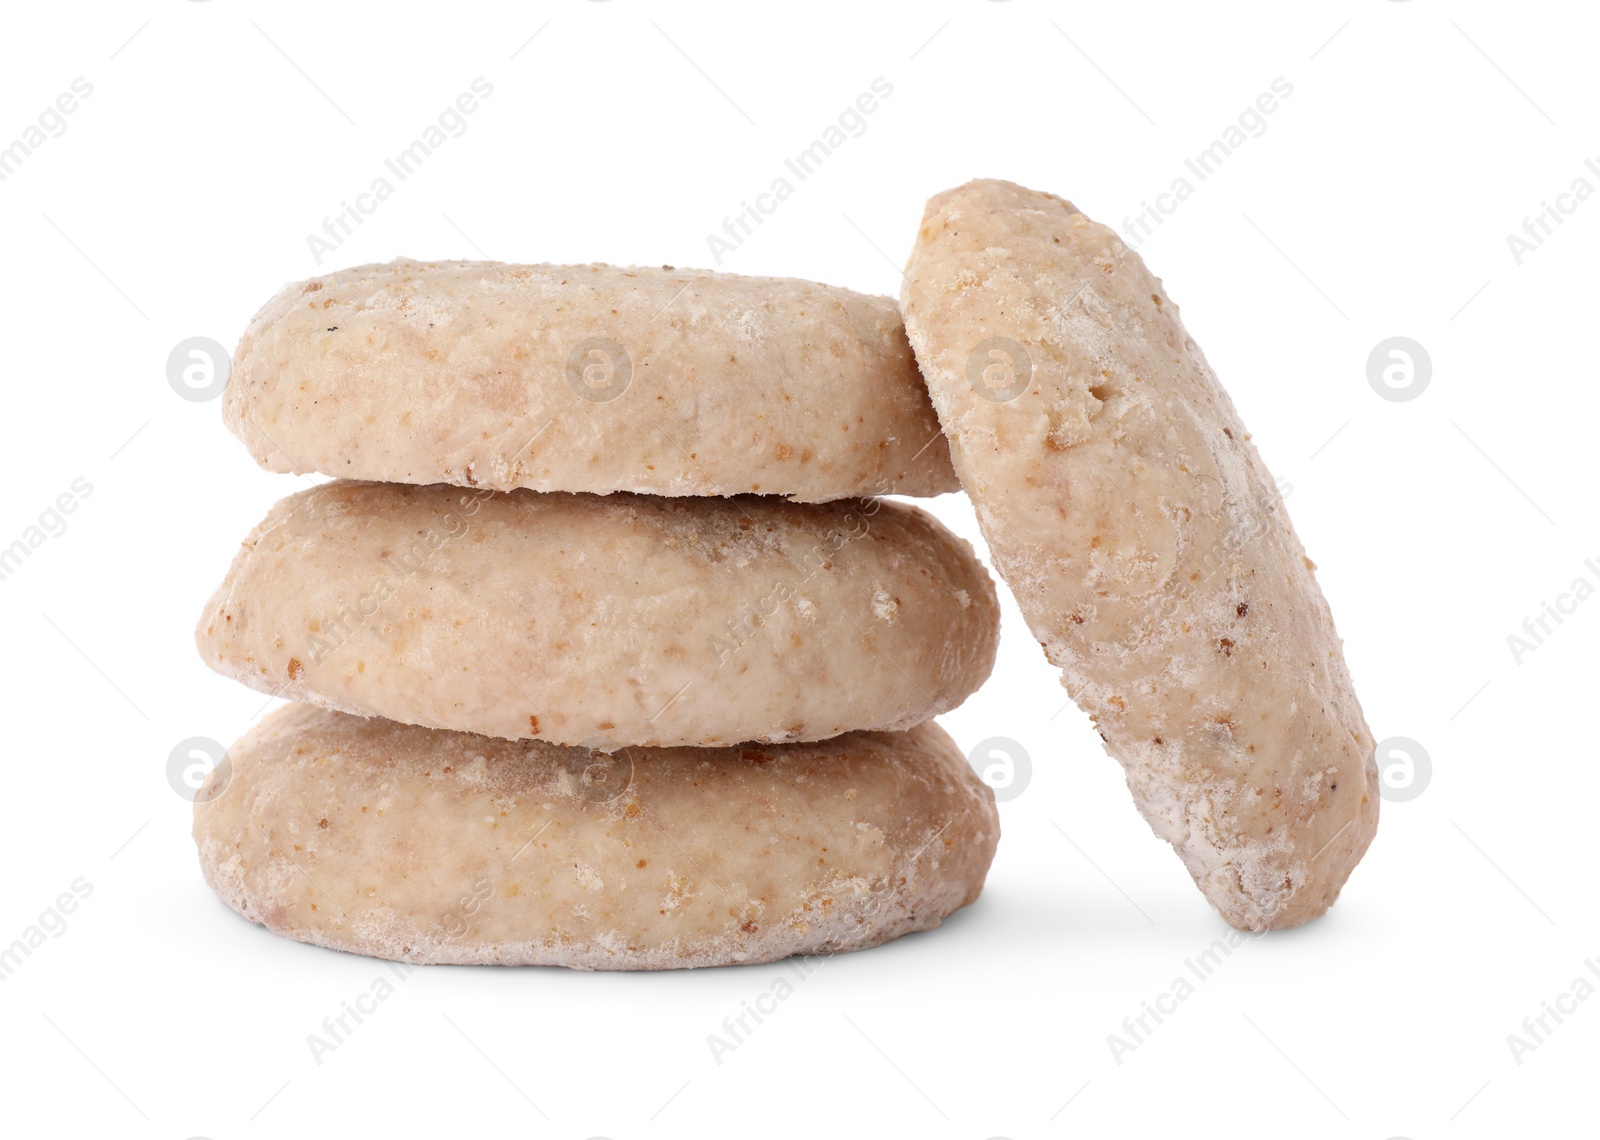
[224,259,958,502]
[900,178,1377,930]
[194,704,1000,969]
[196,481,999,749]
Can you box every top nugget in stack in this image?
[193,260,1001,969]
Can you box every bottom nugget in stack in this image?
[194,705,999,969]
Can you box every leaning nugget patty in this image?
[900,178,1377,930]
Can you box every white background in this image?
[0,1,1594,1136]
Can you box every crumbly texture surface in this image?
[196,481,998,749]
[193,705,999,969]
[222,259,957,502]
[900,179,1377,930]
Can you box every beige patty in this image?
[222,259,957,502]
[194,704,999,969]
[196,481,999,749]
[901,179,1377,930]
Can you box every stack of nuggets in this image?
[194,179,1384,951]
[194,260,1003,969]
